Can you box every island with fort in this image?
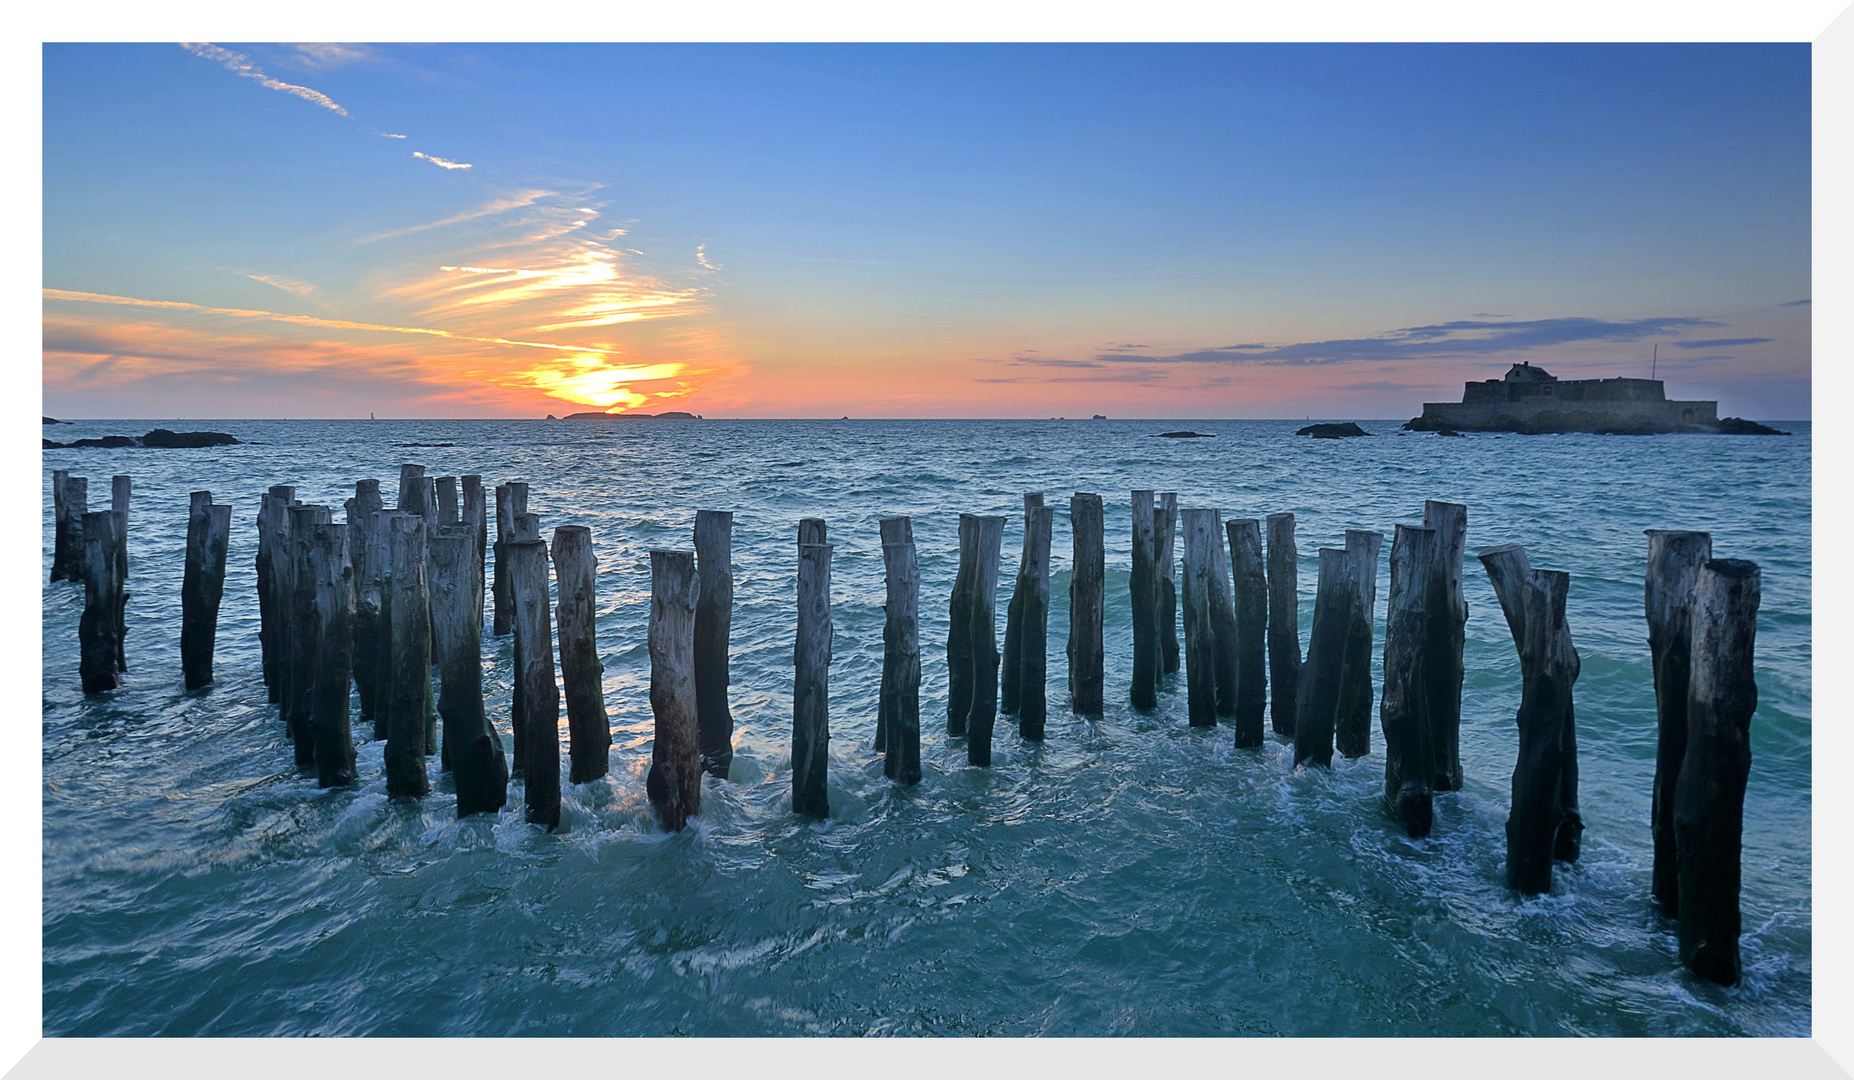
[1403,362,1786,435]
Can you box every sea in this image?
[40,418,1812,1036]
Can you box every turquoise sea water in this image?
[40,418,1811,1036]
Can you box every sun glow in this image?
[520,355,686,410]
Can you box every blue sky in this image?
[42,43,1810,418]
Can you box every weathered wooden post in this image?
[435,476,458,526]
[1645,530,1713,914]
[552,525,611,783]
[1130,490,1159,710]
[1380,524,1438,837]
[348,481,385,733]
[694,510,735,778]
[880,516,922,784]
[1423,501,1469,790]
[50,470,80,582]
[286,505,332,769]
[1479,543,1582,895]
[794,539,833,816]
[964,515,1006,765]
[1336,529,1383,758]
[1266,513,1301,736]
[1294,547,1354,768]
[948,514,979,735]
[508,514,560,829]
[1068,493,1105,716]
[429,524,508,817]
[111,475,130,672]
[1158,492,1180,676]
[78,510,121,694]
[645,549,703,830]
[461,475,487,625]
[1016,504,1054,740]
[181,491,232,690]
[258,484,295,703]
[384,512,430,800]
[1674,557,1761,986]
[1001,493,1045,716]
[799,517,826,547]
[492,482,528,636]
[307,522,357,788]
[1226,519,1267,747]
[398,464,427,515]
[1179,508,1222,728]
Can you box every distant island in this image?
[44,428,240,449]
[1404,362,1787,435]
[561,410,702,420]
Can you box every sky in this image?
[41,43,1811,420]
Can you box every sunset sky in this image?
[42,43,1811,419]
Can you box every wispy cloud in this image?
[1090,315,1722,366]
[378,132,408,139]
[1672,337,1772,350]
[180,42,348,116]
[43,288,616,356]
[1782,298,1810,307]
[358,189,555,244]
[244,273,316,297]
[288,43,378,70]
[413,151,473,170]
[696,244,719,271]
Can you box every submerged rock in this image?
[1296,422,1372,439]
[1155,430,1214,438]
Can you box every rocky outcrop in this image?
[1155,430,1214,438]
[1715,417,1789,435]
[44,429,240,449]
[1297,422,1372,439]
[562,410,702,420]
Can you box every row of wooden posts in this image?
[48,469,1762,985]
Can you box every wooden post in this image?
[1479,543,1581,895]
[799,517,826,547]
[1266,513,1301,736]
[257,485,294,704]
[111,475,130,672]
[1068,493,1105,716]
[948,514,979,736]
[348,481,385,734]
[1225,519,1267,747]
[1645,529,1713,914]
[1336,529,1383,758]
[435,476,458,526]
[461,475,487,628]
[181,492,232,690]
[50,470,79,582]
[508,517,560,829]
[880,516,922,784]
[286,505,331,769]
[964,515,1006,765]
[1674,557,1761,986]
[1130,490,1159,710]
[78,510,121,694]
[694,510,735,778]
[1294,547,1354,768]
[384,512,430,800]
[430,524,508,817]
[1016,505,1054,740]
[398,464,427,514]
[794,540,833,816]
[1179,508,1221,728]
[1001,493,1045,716]
[1158,492,1180,676]
[1380,524,1438,837]
[645,549,703,830]
[307,522,357,788]
[492,482,528,636]
[1423,501,1469,791]
[552,525,611,783]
